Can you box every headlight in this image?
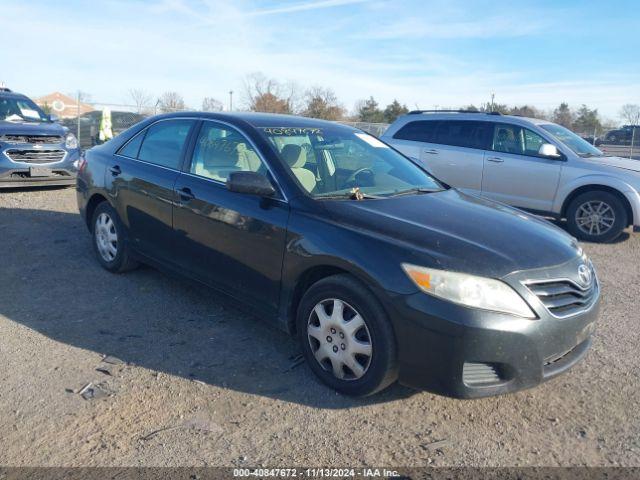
[401,263,536,318]
[65,133,78,149]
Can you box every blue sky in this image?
[2,0,639,120]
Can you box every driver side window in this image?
[492,124,523,154]
[190,122,264,182]
[492,124,548,158]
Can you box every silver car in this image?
[382,111,640,242]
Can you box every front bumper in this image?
[384,259,600,398]
[0,147,80,188]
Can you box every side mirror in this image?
[48,113,59,122]
[538,143,562,158]
[227,171,276,197]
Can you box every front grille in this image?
[5,149,66,164]
[462,362,502,386]
[525,278,597,318]
[2,134,63,144]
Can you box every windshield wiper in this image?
[387,187,443,197]
[315,188,383,200]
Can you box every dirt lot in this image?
[0,186,639,467]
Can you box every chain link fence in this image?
[339,122,389,137]
[57,103,392,150]
[58,104,638,159]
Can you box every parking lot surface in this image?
[0,187,639,467]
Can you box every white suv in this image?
[382,111,640,242]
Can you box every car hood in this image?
[587,156,640,173]
[322,189,579,278]
[0,120,67,136]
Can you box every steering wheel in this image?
[345,168,374,187]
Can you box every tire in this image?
[296,274,398,396]
[91,201,139,273]
[566,191,627,243]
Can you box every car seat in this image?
[281,144,316,193]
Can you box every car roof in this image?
[384,112,555,133]
[0,91,30,100]
[157,111,356,130]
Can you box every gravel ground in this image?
[0,186,639,468]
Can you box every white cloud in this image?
[248,0,370,16]
[0,0,637,120]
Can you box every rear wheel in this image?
[566,191,627,243]
[91,202,139,273]
[296,274,397,396]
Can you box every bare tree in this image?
[620,104,640,125]
[243,73,300,114]
[302,87,345,120]
[157,92,186,113]
[128,88,153,114]
[202,97,223,112]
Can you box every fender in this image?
[552,174,640,225]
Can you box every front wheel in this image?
[566,191,627,243]
[296,274,398,396]
[91,202,139,273]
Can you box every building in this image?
[33,92,93,119]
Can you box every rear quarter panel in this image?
[76,147,108,224]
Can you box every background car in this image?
[0,87,80,188]
[602,125,639,145]
[77,112,599,398]
[382,111,640,242]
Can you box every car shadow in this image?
[0,206,416,409]
[550,218,631,244]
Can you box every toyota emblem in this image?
[577,264,592,288]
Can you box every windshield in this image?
[0,96,49,123]
[258,126,444,198]
[540,123,603,157]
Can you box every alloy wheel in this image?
[95,212,118,262]
[307,298,373,381]
[575,200,615,236]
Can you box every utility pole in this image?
[229,90,233,112]
[76,91,81,144]
[490,92,495,112]
[631,126,636,160]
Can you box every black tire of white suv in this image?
[566,191,628,243]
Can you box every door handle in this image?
[424,149,439,155]
[109,165,122,176]
[178,187,195,201]
[487,156,504,163]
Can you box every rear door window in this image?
[393,120,439,142]
[434,121,491,149]
[137,119,195,169]
[118,131,145,158]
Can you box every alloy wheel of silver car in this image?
[307,298,373,381]
[95,212,118,262]
[575,200,616,236]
